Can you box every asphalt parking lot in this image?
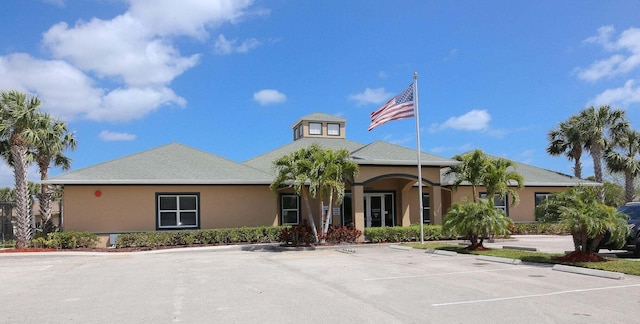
[1,238,639,323]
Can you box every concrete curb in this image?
[552,264,625,280]
[476,255,522,265]
[503,245,538,252]
[424,249,458,256]
[389,245,413,251]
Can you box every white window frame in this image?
[327,123,340,136]
[534,192,551,206]
[157,193,199,229]
[479,192,508,215]
[281,194,300,225]
[309,122,322,135]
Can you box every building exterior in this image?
[45,113,596,246]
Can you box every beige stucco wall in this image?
[448,186,571,222]
[62,185,278,233]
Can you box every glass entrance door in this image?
[364,193,394,227]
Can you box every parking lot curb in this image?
[424,249,458,256]
[552,264,625,280]
[389,245,413,251]
[502,245,538,252]
[476,255,522,265]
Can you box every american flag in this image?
[368,83,415,131]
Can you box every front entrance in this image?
[364,193,394,227]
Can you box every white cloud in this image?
[348,88,392,106]
[590,79,640,107]
[98,130,137,141]
[213,34,261,55]
[429,143,472,154]
[127,0,255,38]
[253,89,286,105]
[577,26,640,81]
[0,161,40,189]
[429,109,491,132]
[0,0,256,123]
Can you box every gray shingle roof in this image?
[291,112,346,127]
[351,141,460,167]
[243,137,365,173]
[441,158,600,187]
[45,143,273,185]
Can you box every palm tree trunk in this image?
[591,145,605,202]
[573,160,582,179]
[11,143,31,249]
[38,161,53,235]
[625,171,635,203]
[301,188,319,243]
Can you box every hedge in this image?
[364,225,453,243]
[30,231,99,249]
[115,226,284,248]
[510,222,568,235]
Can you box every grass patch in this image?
[405,242,640,276]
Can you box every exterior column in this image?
[431,185,443,225]
[401,182,412,226]
[352,184,365,242]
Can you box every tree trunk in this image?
[11,143,31,249]
[591,145,605,203]
[38,159,54,234]
[625,171,635,203]
[321,192,334,242]
[573,160,582,179]
[301,188,319,243]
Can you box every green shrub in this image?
[364,225,447,243]
[30,231,98,249]
[115,226,287,248]
[511,222,568,235]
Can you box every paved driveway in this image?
[1,243,639,323]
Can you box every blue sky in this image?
[1,0,640,187]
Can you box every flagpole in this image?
[413,72,425,244]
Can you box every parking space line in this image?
[363,266,534,281]
[432,283,640,307]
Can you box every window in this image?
[422,193,430,224]
[534,193,551,206]
[480,192,508,215]
[309,122,322,135]
[157,193,199,229]
[281,194,300,225]
[327,123,340,136]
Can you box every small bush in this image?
[511,222,568,235]
[364,225,448,243]
[319,224,362,244]
[279,219,316,246]
[30,231,98,249]
[115,226,287,248]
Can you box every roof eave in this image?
[42,179,274,185]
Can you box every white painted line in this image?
[432,283,640,307]
[363,266,534,281]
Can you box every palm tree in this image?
[547,116,585,178]
[579,105,629,202]
[605,128,640,203]
[443,198,513,250]
[308,147,358,238]
[483,158,524,207]
[271,145,322,242]
[32,114,77,234]
[0,90,42,249]
[445,149,489,202]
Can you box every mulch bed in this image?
[554,251,610,263]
